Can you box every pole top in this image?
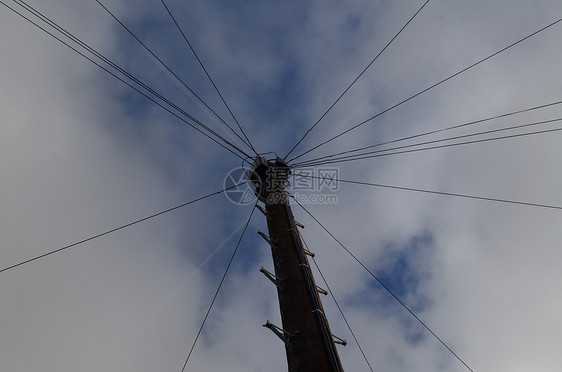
[249,157,291,202]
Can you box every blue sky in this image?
[2,0,562,371]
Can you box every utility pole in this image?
[251,157,345,372]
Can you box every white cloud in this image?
[1,0,562,371]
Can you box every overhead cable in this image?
[284,0,431,161]
[4,0,249,159]
[160,0,258,156]
[292,99,562,166]
[301,235,374,372]
[0,183,245,275]
[294,200,475,372]
[289,15,562,163]
[295,174,562,211]
[95,0,253,158]
[293,118,562,167]
[180,203,257,371]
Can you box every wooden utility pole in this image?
[251,157,344,372]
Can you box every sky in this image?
[1,0,562,371]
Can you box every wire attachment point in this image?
[263,320,297,344]
[256,204,269,217]
[258,230,276,247]
[304,248,315,257]
[259,266,278,286]
[332,334,347,346]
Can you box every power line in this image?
[180,203,257,372]
[284,0,431,161]
[288,15,562,163]
[292,99,562,166]
[293,118,562,167]
[0,183,244,275]
[294,200,475,372]
[293,124,562,167]
[160,0,258,156]
[95,0,253,159]
[295,174,562,211]
[4,0,248,160]
[13,0,245,158]
[301,235,374,372]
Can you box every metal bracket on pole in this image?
[263,320,297,344]
[332,334,347,346]
[310,308,325,317]
[316,285,328,296]
[257,230,276,247]
[260,266,278,286]
[304,248,315,257]
[295,221,305,229]
[256,204,269,217]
